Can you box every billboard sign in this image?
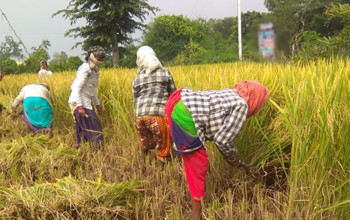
[258,23,275,61]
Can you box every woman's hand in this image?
[96,105,103,115]
[78,106,85,117]
[225,154,241,167]
[226,154,251,175]
[11,106,16,113]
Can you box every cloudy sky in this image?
[0,0,268,59]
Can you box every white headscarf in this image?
[88,53,104,71]
[136,46,162,77]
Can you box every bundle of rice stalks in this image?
[0,135,79,186]
[0,176,140,219]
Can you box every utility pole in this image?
[237,0,242,61]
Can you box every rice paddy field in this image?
[0,59,349,219]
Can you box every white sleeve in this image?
[11,88,26,110]
[70,66,89,106]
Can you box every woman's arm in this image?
[11,89,25,111]
[213,103,248,160]
[70,65,89,107]
[167,70,177,95]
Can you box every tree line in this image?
[1,0,350,74]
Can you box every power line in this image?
[191,0,208,18]
[0,7,30,57]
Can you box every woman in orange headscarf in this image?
[165,80,269,220]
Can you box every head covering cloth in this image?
[234,80,269,118]
[86,46,106,70]
[87,46,106,59]
[136,46,162,77]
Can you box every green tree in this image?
[143,15,194,62]
[298,3,350,59]
[66,56,83,70]
[144,13,263,64]
[264,0,350,55]
[49,52,69,71]
[178,18,208,64]
[208,17,235,40]
[192,18,238,64]
[53,0,158,67]
[53,51,68,61]
[208,12,264,43]
[23,40,51,73]
[25,49,49,73]
[49,52,82,72]
[36,39,51,51]
[0,35,24,60]
[0,58,19,74]
[324,2,350,50]
[118,45,138,68]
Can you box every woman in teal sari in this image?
[11,82,53,136]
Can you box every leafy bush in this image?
[0,58,18,74]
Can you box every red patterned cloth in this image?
[135,115,172,162]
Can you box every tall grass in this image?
[0,59,349,219]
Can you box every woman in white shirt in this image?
[38,60,52,78]
[68,46,105,149]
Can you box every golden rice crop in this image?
[0,59,349,219]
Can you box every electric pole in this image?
[237,0,242,61]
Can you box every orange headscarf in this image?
[234,81,269,118]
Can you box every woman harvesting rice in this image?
[11,82,53,136]
[165,81,269,219]
[132,46,177,164]
[68,46,105,149]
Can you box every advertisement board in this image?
[258,23,275,61]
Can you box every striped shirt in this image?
[181,88,248,158]
[133,68,176,116]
